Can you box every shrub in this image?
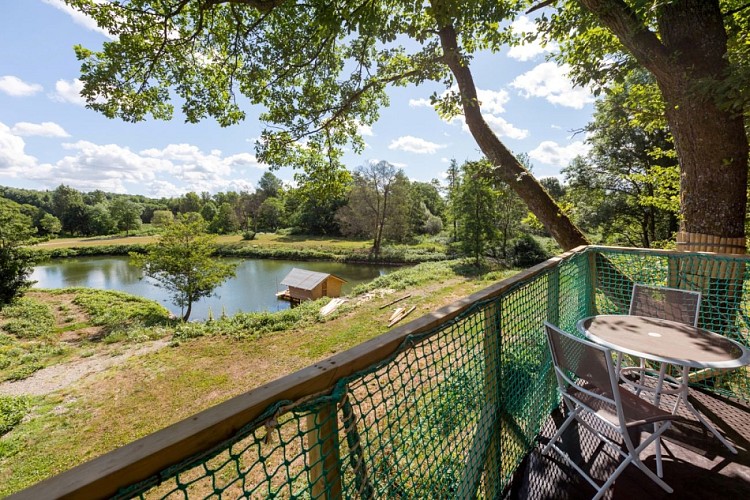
[5,363,43,382]
[0,396,30,435]
[242,230,256,241]
[0,298,55,339]
[70,289,172,335]
[423,215,444,236]
[509,234,550,268]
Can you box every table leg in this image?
[653,363,668,407]
[677,365,738,454]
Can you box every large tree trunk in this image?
[579,0,748,253]
[437,25,589,251]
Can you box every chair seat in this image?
[569,382,677,428]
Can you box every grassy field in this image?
[35,232,450,263]
[0,260,515,496]
[36,232,372,251]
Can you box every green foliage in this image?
[455,160,501,266]
[68,289,171,334]
[242,231,256,241]
[110,198,144,236]
[336,161,411,254]
[0,298,55,339]
[508,235,550,269]
[0,198,38,307]
[172,299,321,341]
[0,396,30,435]
[255,197,285,232]
[38,213,62,237]
[352,260,460,295]
[131,218,236,321]
[561,69,679,248]
[4,364,43,382]
[151,210,174,227]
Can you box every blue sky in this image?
[0,1,594,198]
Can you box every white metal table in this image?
[576,314,750,454]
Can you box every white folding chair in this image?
[619,284,702,402]
[543,322,677,500]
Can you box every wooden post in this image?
[306,403,342,499]
[482,300,502,497]
[546,266,560,325]
[585,250,598,317]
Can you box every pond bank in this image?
[33,240,450,265]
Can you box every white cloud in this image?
[0,123,39,176]
[511,62,594,109]
[0,76,43,97]
[529,140,590,167]
[390,162,408,168]
[42,0,115,39]
[409,97,432,108]
[476,88,510,115]
[147,180,183,198]
[507,16,558,61]
[357,123,374,137]
[409,87,509,115]
[458,114,529,140]
[388,135,446,154]
[52,79,86,105]
[11,121,70,138]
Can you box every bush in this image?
[423,215,444,236]
[70,289,172,334]
[0,298,55,339]
[509,234,550,268]
[242,230,256,241]
[0,396,30,435]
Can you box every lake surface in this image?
[31,257,391,320]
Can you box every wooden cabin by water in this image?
[276,268,347,305]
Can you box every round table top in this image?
[576,315,750,369]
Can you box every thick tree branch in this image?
[437,23,588,250]
[203,0,288,12]
[577,0,675,82]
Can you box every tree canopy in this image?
[0,199,38,307]
[65,0,749,250]
[533,0,749,246]
[130,217,236,321]
[65,0,586,249]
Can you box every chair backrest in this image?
[629,284,701,326]
[544,322,617,401]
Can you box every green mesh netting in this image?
[115,248,749,499]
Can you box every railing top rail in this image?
[11,246,589,500]
[590,244,750,261]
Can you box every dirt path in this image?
[0,340,170,397]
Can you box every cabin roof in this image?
[279,268,346,290]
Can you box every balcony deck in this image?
[509,386,750,499]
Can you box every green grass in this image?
[0,298,56,339]
[0,396,31,435]
[0,260,518,496]
[34,233,450,264]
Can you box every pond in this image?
[30,257,391,320]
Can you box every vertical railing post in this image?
[586,249,598,316]
[546,266,560,325]
[483,299,502,497]
[307,403,342,499]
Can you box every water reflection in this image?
[31,257,390,321]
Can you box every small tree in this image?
[151,210,174,227]
[0,199,38,308]
[110,199,143,236]
[130,217,236,321]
